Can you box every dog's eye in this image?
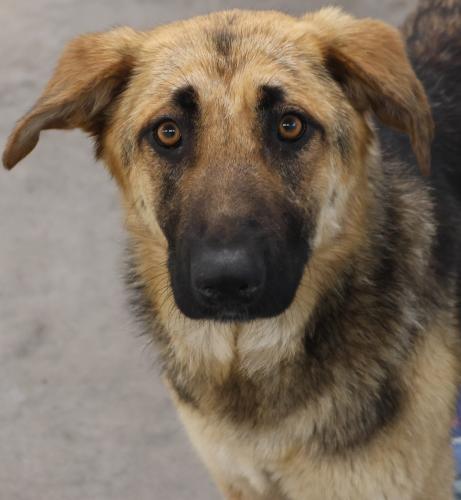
[155,120,182,148]
[278,114,305,141]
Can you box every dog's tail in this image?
[402,0,461,189]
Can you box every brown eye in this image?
[278,114,305,141]
[156,120,182,147]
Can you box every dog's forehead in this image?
[143,9,313,62]
[127,11,332,125]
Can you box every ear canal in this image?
[2,27,144,170]
[312,10,434,175]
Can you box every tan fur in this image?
[174,314,458,499]
[3,4,460,499]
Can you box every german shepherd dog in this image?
[3,0,461,497]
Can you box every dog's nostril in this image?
[201,286,217,300]
[239,284,260,298]
[197,278,260,300]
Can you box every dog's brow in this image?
[172,85,198,113]
[258,85,285,110]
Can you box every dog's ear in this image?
[306,8,434,175]
[3,27,144,169]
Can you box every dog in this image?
[3,0,461,498]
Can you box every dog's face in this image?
[3,9,433,323]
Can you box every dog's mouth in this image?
[194,307,253,323]
[168,233,309,322]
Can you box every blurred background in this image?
[0,1,417,499]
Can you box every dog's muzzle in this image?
[168,216,309,322]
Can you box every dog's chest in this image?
[175,401,289,496]
[173,403,418,500]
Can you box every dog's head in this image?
[3,9,433,323]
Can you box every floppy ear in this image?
[308,9,434,175]
[2,27,144,169]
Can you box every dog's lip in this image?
[211,309,251,323]
[186,304,253,323]
[204,309,252,323]
[178,299,294,323]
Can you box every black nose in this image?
[191,245,265,309]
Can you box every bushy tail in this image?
[402,0,461,191]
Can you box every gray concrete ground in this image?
[0,0,417,499]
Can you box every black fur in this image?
[380,0,461,314]
[213,29,235,57]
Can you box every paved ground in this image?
[0,0,417,499]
